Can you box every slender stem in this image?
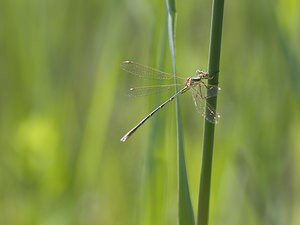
[197,0,224,225]
[166,0,195,224]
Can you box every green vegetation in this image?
[198,0,224,225]
[0,0,299,225]
[166,0,195,224]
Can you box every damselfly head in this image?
[196,70,210,78]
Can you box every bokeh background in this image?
[0,0,299,224]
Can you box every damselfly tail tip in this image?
[120,135,129,142]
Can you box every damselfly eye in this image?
[196,70,209,77]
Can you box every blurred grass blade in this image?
[137,7,169,225]
[197,0,224,225]
[166,0,195,225]
[166,0,176,63]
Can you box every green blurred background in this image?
[0,0,299,224]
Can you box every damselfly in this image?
[120,61,220,142]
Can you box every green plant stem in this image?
[197,0,224,225]
[166,0,195,225]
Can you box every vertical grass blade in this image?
[166,0,195,225]
[197,0,225,225]
[137,6,169,225]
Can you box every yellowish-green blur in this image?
[0,0,299,224]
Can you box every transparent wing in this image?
[121,61,184,80]
[190,82,221,99]
[204,84,221,98]
[203,102,220,124]
[190,84,220,123]
[127,84,181,97]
